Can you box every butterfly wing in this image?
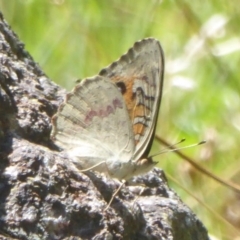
[51,76,135,171]
[99,38,164,161]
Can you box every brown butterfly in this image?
[51,38,164,181]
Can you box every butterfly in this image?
[51,38,164,181]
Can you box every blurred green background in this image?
[1,1,240,239]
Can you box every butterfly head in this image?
[132,157,158,178]
[106,156,157,180]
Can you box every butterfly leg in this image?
[133,185,146,204]
[104,180,126,211]
[79,161,106,172]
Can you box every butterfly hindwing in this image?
[51,76,135,171]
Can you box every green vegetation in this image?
[1,1,240,239]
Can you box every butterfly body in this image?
[51,38,164,181]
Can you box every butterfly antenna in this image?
[165,138,186,148]
[150,140,206,159]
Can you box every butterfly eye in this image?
[116,81,127,95]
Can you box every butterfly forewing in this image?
[99,38,164,161]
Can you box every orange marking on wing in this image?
[110,75,150,146]
[133,105,148,142]
[133,123,146,134]
[110,75,137,120]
